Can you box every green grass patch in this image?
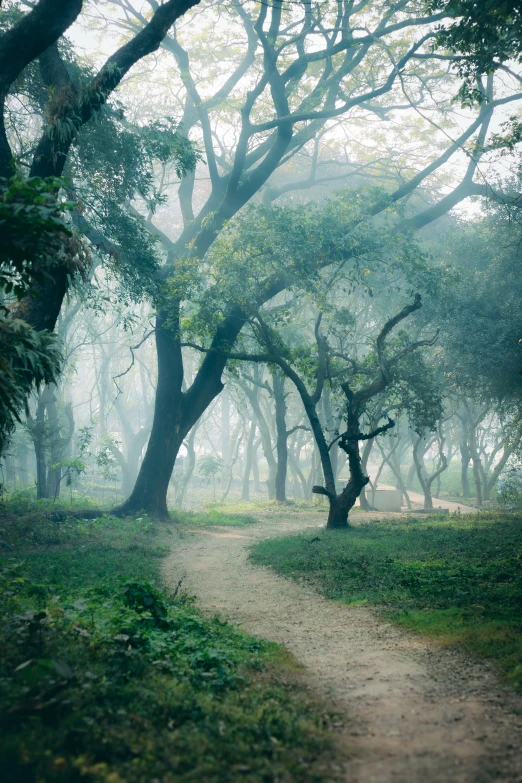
[0,500,335,782]
[201,499,329,516]
[250,512,522,688]
[172,508,258,527]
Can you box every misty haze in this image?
[1,1,522,781]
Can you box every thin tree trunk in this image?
[222,421,244,501]
[221,388,230,483]
[241,384,276,499]
[406,461,416,490]
[16,442,29,486]
[31,389,52,499]
[468,435,483,506]
[359,437,375,511]
[288,449,307,498]
[273,370,288,502]
[241,419,257,501]
[175,423,198,509]
[460,440,470,497]
[46,390,62,498]
[252,438,261,492]
[413,436,432,509]
[390,448,411,509]
[4,455,15,487]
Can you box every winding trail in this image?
[164,512,522,783]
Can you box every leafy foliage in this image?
[180,191,431,341]
[197,454,223,482]
[0,175,74,298]
[0,315,61,458]
[431,1,522,102]
[497,457,522,508]
[429,211,522,401]
[0,175,87,456]
[71,105,201,304]
[0,504,334,782]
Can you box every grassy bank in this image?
[250,512,522,689]
[0,499,335,783]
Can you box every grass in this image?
[173,508,258,527]
[202,499,330,516]
[250,512,522,689]
[0,499,337,783]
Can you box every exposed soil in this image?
[163,510,522,783]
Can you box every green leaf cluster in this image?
[0,315,61,458]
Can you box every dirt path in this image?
[405,490,477,513]
[360,484,477,514]
[164,514,522,783]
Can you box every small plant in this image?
[497,459,522,509]
[51,424,93,502]
[121,579,168,625]
[96,434,120,482]
[197,454,223,501]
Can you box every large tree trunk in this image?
[114,312,194,520]
[325,494,353,529]
[115,303,235,519]
[273,370,288,502]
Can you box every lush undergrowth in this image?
[0,500,335,782]
[250,512,522,689]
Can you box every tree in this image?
[431,1,522,101]
[231,294,439,527]
[108,0,522,519]
[198,454,222,501]
[177,196,445,527]
[0,176,70,454]
[0,0,201,453]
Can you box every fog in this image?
[1,1,522,780]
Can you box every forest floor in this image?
[164,506,522,783]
